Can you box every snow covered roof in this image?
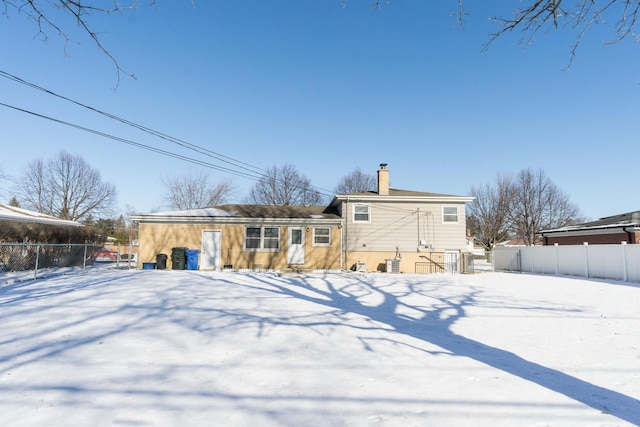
[130,204,341,224]
[0,204,82,227]
[540,211,640,234]
[141,207,239,218]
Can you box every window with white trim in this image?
[313,227,331,245]
[353,204,370,222]
[442,206,459,223]
[244,226,280,250]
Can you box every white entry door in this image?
[287,227,305,265]
[201,230,221,270]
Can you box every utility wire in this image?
[0,70,337,199]
[0,70,265,177]
[0,101,266,182]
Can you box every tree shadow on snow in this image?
[233,272,640,425]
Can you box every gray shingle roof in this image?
[215,204,341,219]
[135,204,341,220]
[580,211,640,227]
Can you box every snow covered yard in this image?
[0,269,638,426]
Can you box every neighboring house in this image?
[131,164,474,273]
[539,211,640,245]
[495,237,544,247]
[0,204,82,227]
[466,237,486,257]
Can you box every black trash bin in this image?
[171,247,187,270]
[156,253,168,270]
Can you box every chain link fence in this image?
[0,243,137,280]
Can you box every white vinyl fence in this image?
[493,243,640,283]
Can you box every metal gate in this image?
[493,249,521,272]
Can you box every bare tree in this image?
[161,170,235,210]
[467,174,513,253]
[507,168,582,245]
[334,167,377,194]
[247,164,324,206]
[14,151,116,221]
[0,165,8,201]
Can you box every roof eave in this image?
[331,194,474,204]
[131,216,342,225]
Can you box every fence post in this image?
[34,243,41,280]
[621,241,628,282]
[583,242,589,279]
[554,243,559,275]
[83,244,88,272]
[116,242,121,269]
[491,246,495,272]
[531,246,535,273]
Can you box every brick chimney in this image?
[377,163,389,196]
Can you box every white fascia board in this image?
[0,207,83,226]
[333,195,474,204]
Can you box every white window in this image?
[443,206,459,223]
[245,227,280,250]
[313,227,331,245]
[353,204,370,222]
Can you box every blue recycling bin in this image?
[185,249,200,270]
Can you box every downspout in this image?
[625,213,640,244]
[339,219,344,271]
[344,197,349,270]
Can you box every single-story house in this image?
[538,211,640,245]
[131,204,342,271]
[131,164,474,273]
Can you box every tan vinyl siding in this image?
[347,250,447,273]
[342,201,467,254]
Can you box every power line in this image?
[0,70,338,200]
[0,70,265,178]
[0,101,265,182]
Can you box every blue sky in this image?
[1,1,638,220]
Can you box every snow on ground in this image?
[0,268,638,426]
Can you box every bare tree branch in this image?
[161,170,235,210]
[481,1,640,69]
[507,168,582,245]
[247,164,323,206]
[334,167,376,194]
[467,174,513,252]
[2,0,139,86]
